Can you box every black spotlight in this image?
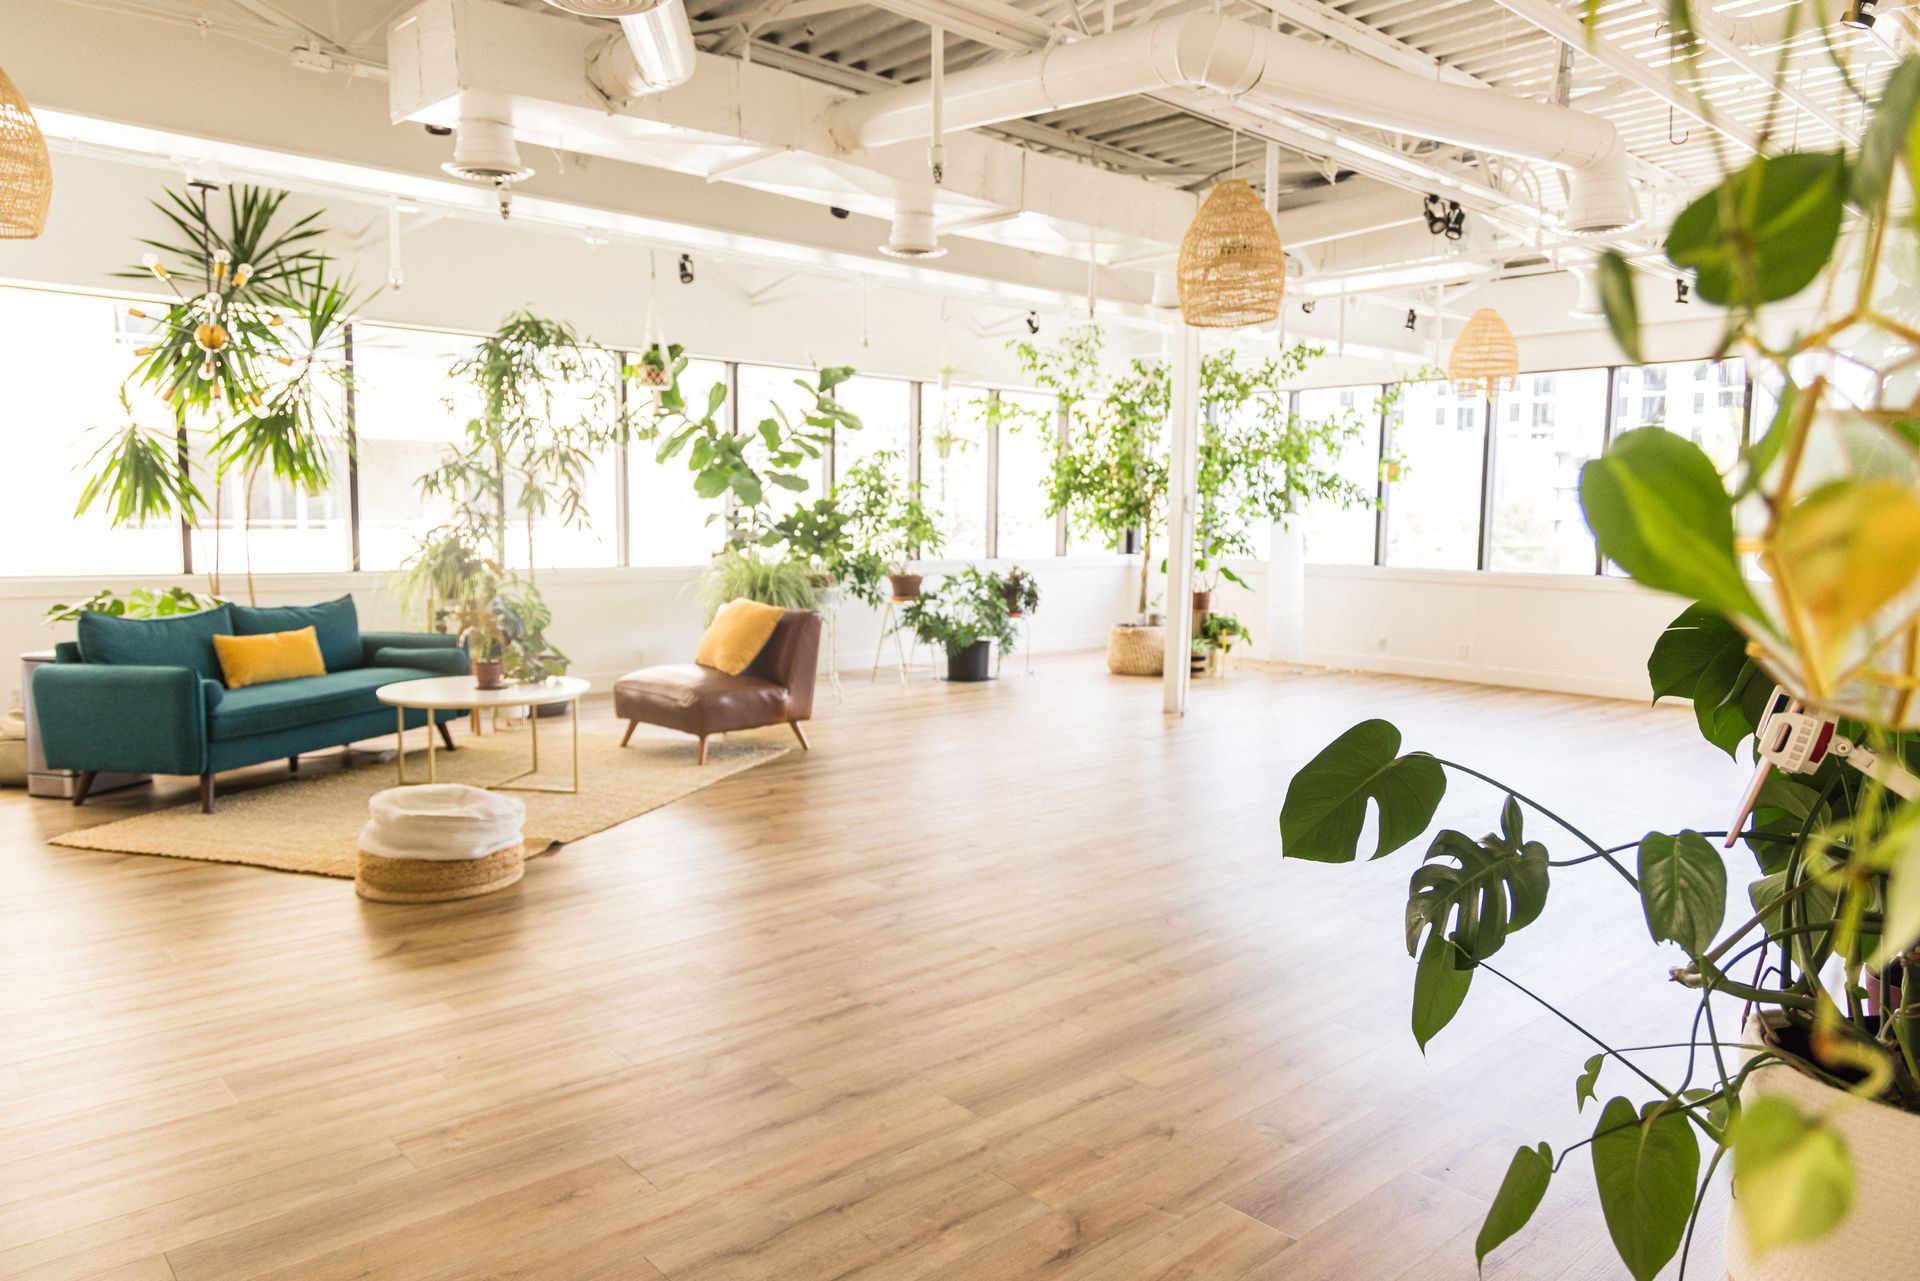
[1301,300,1316,314]
[1844,0,1877,27]
[1025,310,1040,335]
[1423,194,1448,235]
[1404,309,1417,332]
[677,253,694,285]
[424,123,453,137]
[829,206,851,219]
[1444,205,1466,240]
[1676,279,1691,304]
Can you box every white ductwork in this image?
[881,198,945,258]
[828,11,1636,234]
[539,0,695,99]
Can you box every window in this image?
[924,382,989,558]
[1383,380,1487,570]
[1486,368,1608,574]
[630,357,728,566]
[829,374,912,487]
[1612,359,1746,470]
[996,389,1060,558]
[351,324,480,571]
[737,363,833,524]
[0,286,194,577]
[1295,385,1381,566]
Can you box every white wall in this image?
[1205,560,1680,702]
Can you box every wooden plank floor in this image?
[0,659,1749,1280]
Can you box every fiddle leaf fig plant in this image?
[1279,21,1920,1276]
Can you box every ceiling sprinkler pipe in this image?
[881,202,946,258]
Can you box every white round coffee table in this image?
[375,675,591,794]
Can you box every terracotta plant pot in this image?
[1001,583,1023,612]
[946,639,992,682]
[1192,589,1213,614]
[1725,1013,1920,1278]
[888,573,923,599]
[472,660,508,691]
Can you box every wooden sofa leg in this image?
[288,755,299,774]
[437,721,457,752]
[789,720,810,751]
[697,735,709,766]
[199,774,216,815]
[620,720,638,748]
[72,770,96,807]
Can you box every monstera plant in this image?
[1280,18,1920,1281]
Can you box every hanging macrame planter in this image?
[635,256,673,389]
[1176,179,1286,330]
[1447,307,1520,398]
[0,65,52,240]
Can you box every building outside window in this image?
[1486,368,1609,574]
[1383,379,1486,570]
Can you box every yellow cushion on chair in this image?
[212,626,328,689]
[695,599,786,675]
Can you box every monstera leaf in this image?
[1646,604,1767,756]
[1281,719,1446,863]
[1404,798,1550,963]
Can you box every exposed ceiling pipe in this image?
[827,11,1636,233]
[539,0,696,99]
[1482,0,1763,156]
[1641,0,1860,143]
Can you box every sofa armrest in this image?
[360,631,461,666]
[31,663,209,776]
[370,645,470,676]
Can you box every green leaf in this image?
[1853,57,1920,210]
[1666,152,1847,308]
[1596,251,1642,363]
[1876,834,1920,964]
[1580,429,1764,622]
[1280,719,1446,863]
[1590,1097,1700,1281]
[1403,824,1549,963]
[1411,931,1473,1051]
[1646,604,1763,756]
[1730,1093,1853,1257]
[1737,378,1796,500]
[1475,1142,1552,1272]
[1576,1053,1604,1111]
[1638,830,1727,956]
[728,472,764,507]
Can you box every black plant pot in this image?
[945,639,993,682]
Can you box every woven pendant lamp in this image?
[1447,307,1520,398]
[1177,179,1285,329]
[0,65,51,239]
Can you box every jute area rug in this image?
[50,727,787,878]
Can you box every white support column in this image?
[1162,323,1201,715]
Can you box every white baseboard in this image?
[1302,649,1650,702]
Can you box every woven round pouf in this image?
[355,784,527,904]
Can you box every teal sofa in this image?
[32,595,469,813]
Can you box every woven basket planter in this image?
[1107,624,1164,677]
[1725,1013,1920,1279]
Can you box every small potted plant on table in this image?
[999,566,1041,617]
[839,453,943,599]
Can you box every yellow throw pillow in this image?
[695,599,786,675]
[213,626,328,690]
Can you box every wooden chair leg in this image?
[788,720,810,751]
[697,735,709,766]
[437,720,457,751]
[199,774,216,815]
[620,719,638,748]
[288,755,299,774]
[71,770,96,807]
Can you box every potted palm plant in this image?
[1278,36,1920,1279]
[900,568,1016,682]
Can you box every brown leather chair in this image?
[614,609,821,763]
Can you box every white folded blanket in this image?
[0,709,25,742]
[360,784,526,861]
